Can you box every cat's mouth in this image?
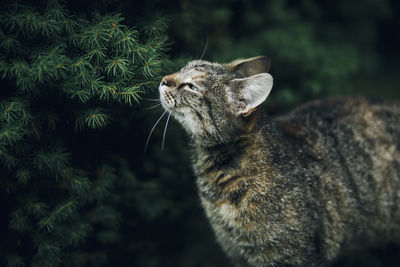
[159,84,176,110]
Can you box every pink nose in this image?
[161,74,177,87]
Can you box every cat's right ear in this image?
[231,73,273,117]
[226,56,271,77]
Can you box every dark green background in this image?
[106,0,400,266]
[1,0,400,266]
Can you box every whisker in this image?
[161,113,171,150]
[144,98,161,102]
[199,34,208,61]
[145,103,162,110]
[144,110,168,154]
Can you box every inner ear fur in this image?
[226,56,271,77]
[231,73,273,117]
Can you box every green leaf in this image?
[81,24,111,49]
[38,19,59,38]
[84,107,109,129]
[105,58,131,78]
[9,209,29,233]
[0,37,21,54]
[114,28,138,54]
[15,168,31,184]
[44,1,69,21]
[0,100,30,123]
[38,199,77,232]
[60,18,77,34]
[55,222,92,246]
[99,82,122,101]
[142,17,168,38]
[85,165,115,202]
[85,47,107,63]
[118,84,142,105]
[142,56,161,78]
[0,149,18,169]
[26,201,49,217]
[70,89,92,103]
[62,173,91,195]
[33,147,71,172]
[10,61,31,80]
[0,125,23,145]
[35,241,61,264]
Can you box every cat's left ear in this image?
[231,73,273,117]
[226,56,271,77]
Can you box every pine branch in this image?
[0,1,169,265]
[54,222,92,246]
[105,58,131,78]
[26,201,49,218]
[83,107,109,129]
[9,209,30,233]
[38,199,77,232]
[0,125,23,145]
[0,100,31,124]
[0,36,21,54]
[15,168,31,184]
[33,148,71,173]
[34,241,61,267]
[118,84,142,105]
[60,172,91,195]
[0,148,18,169]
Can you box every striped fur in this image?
[159,58,400,266]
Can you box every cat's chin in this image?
[160,101,173,112]
[166,107,205,138]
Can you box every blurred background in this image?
[0,0,399,266]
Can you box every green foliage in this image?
[110,0,400,266]
[1,0,399,267]
[0,1,167,266]
[163,0,393,110]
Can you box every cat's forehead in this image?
[181,60,233,78]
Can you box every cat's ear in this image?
[231,73,273,117]
[226,56,271,77]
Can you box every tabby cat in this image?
[158,56,400,266]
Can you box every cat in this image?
[158,56,400,267]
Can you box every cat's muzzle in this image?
[159,84,176,109]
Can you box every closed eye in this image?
[178,83,199,92]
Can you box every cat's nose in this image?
[161,74,177,87]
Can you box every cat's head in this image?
[159,56,273,146]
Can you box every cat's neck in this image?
[193,108,266,149]
[192,132,254,194]
[192,110,276,205]
[192,110,272,174]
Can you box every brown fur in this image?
[159,57,400,266]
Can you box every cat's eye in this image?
[187,83,199,92]
[178,83,199,92]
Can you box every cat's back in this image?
[275,96,400,154]
[277,96,399,128]
[273,96,400,254]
